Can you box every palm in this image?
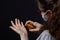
[10,19,27,35]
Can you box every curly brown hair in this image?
[37,0,60,40]
[41,3,60,40]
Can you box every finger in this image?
[21,22,25,27]
[15,18,18,26]
[21,22,27,33]
[26,20,34,24]
[18,19,21,27]
[34,22,43,27]
[11,21,18,29]
[29,28,40,32]
[11,21,16,27]
[25,20,34,25]
[10,26,17,32]
[9,26,21,34]
[15,19,20,29]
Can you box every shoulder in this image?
[36,30,55,40]
[38,30,50,37]
[41,30,50,35]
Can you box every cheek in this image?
[41,12,48,21]
[42,15,48,21]
[44,15,48,19]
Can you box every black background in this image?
[1,0,45,40]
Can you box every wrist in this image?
[20,33,28,40]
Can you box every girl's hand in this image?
[10,18,27,35]
[9,18,28,40]
[25,20,43,32]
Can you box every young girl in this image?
[9,0,60,40]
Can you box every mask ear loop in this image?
[40,11,47,21]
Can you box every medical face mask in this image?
[41,12,48,21]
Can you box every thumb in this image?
[29,28,40,32]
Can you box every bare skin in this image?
[9,19,43,40]
[10,19,28,40]
[9,0,53,40]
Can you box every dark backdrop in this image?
[1,0,44,40]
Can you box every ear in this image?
[45,10,52,17]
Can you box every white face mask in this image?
[41,12,48,21]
